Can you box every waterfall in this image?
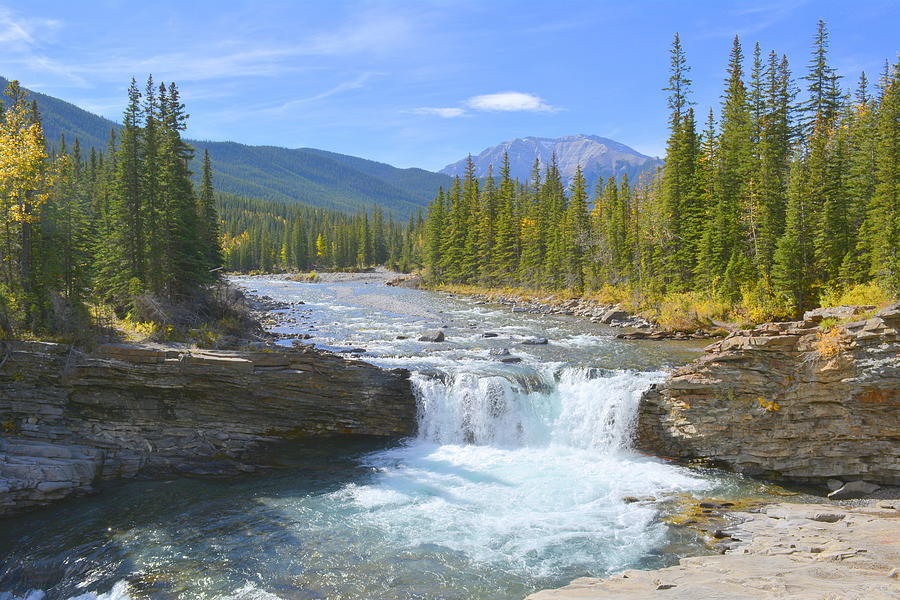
[412,367,663,452]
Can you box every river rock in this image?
[489,348,511,357]
[521,337,548,345]
[637,303,900,485]
[803,305,875,323]
[481,332,499,338]
[0,340,415,517]
[600,308,628,324]
[418,331,445,342]
[385,274,423,289]
[500,357,522,364]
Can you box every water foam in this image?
[330,366,708,578]
[414,366,663,450]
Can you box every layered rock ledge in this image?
[637,304,900,485]
[0,341,416,516]
[527,501,900,599]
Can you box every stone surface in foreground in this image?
[527,501,900,599]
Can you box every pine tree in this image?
[425,188,445,278]
[773,157,816,314]
[867,59,900,292]
[492,154,518,283]
[563,166,590,291]
[709,36,752,291]
[198,149,222,272]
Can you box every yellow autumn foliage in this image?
[0,93,63,225]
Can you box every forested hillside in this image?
[218,195,423,273]
[420,22,899,320]
[0,76,118,152]
[0,77,450,218]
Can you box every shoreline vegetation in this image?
[222,20,898,335]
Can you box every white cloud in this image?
[409,107,466,118]
[410,91,556,118]
[465,91,555,112]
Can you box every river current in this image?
[0,277,767,600]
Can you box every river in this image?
[0,276,775,600]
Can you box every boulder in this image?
[481,332,499,338]
[521,337,549,345]
[489,348,511,357]
[827,480,880,500]
[418,331,445,342]
[600,308,629,324]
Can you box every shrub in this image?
[835,282,892,307]
[815,327,845,359]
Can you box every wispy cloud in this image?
[266,72,379,114]
[408,107,466,118]
[698,0,809,39]
[466,91,555,112]
[0,6,60,46]
[0,4,424,87]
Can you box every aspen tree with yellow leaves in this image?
[0,80,63,328]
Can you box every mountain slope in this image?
[0,76,449,217]
[0,76,119,153]
[441,134,662,188]
[301,148,451,209]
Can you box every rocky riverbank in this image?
[0,340,415,516]
[435,287,719,340]
[637,303,900,487]
[527,500,900,599]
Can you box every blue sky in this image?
[0,0,897,170]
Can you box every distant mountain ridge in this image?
[0,76,450,218]
[441,134,662,188]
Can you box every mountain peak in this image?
[441,134,660,186]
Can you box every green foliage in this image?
[0,76,224,336]
[419,21,898,321]
[218,194,422,274]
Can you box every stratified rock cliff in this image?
[0,341,416,516]
[637,304,900,485]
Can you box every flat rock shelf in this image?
[527,501,900,599]
[0,340,415,516]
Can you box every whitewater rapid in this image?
[1,277,728,600]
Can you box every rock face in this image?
[637,304,900,485]
[527,501,900,599]
[0,341,415,516]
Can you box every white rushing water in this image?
[3,278,721,600]
[326,365,708,579]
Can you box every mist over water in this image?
[1,277,730,600]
